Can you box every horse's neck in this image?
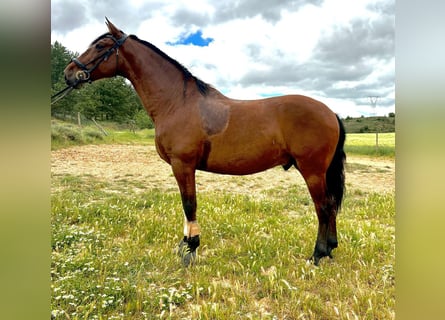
[122,40,187,122]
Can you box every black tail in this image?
[326,115,346,211]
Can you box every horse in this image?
[63,18,346,266]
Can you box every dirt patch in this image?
[345,156,395,193]
[51,144,394,195]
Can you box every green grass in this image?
[345,133,395,158]
[51,119,395,318]
[51,173,395,319]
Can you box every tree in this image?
[133,109,154,129]
[51,42,78,118]
[91,78,140,122]
[51,41,76,88]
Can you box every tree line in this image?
[51,41,153,128]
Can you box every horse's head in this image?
[64,18,128,88]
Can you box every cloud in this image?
[237,2,394,114]
[51,0,164,36]
[367,0,395,16]
[213,0,324,23]
[51,0,89,33]
[315,17,394,64]
[311,12,394,107]
[51,0,395,117]
[168,0,324,29]
[171,8,211,28]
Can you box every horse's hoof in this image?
[177,239,197,267]
[182,250,196,267]
[313,256,320,266]
[177,239,187,256]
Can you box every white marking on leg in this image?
[188,221,200,237]
[183,215,201,238]
[183,214,188,237]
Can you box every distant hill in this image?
[341,115,395,133]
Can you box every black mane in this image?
[129,35,210,96]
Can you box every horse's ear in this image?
[105,17,123,37]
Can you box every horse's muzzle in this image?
[64,73,85,89]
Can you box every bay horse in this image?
[63,19,346,266]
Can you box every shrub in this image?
[51,120,105,148]
[133,109,154,129]
[82,127,103,141]
[52,122,82,143]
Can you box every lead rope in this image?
[51,85,74,105]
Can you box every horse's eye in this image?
[95,43,105,50]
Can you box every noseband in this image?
[71,33,129,83]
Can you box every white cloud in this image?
[51,0,395,117]
[51,21,104,54]
[136,14,180,45]
[274,6,322,62]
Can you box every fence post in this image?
[91,117,108,136]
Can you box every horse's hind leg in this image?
[327,210,338,258]
[301,172,337,265]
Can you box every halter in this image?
[51,33,128,105]
[71,33,129,83]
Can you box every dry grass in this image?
[51,144,394,195]
[51,142,395,319]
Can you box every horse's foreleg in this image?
[178,191,201,266]
[171,160,200,266]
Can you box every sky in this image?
[51,0,394,117]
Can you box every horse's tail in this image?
[326,115,346,212]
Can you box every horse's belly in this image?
[203,144,289,175]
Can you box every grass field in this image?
[51,121,395,319]
[344,133,395,158]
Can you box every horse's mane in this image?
[129,35,210,96]
[90,32,210,96]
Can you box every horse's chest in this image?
[154,139,171,164]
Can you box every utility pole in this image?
[368,96,380,152]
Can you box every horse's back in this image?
[230,94,339,149]
[269,95,337,126]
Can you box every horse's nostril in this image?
[64,74,70,85]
